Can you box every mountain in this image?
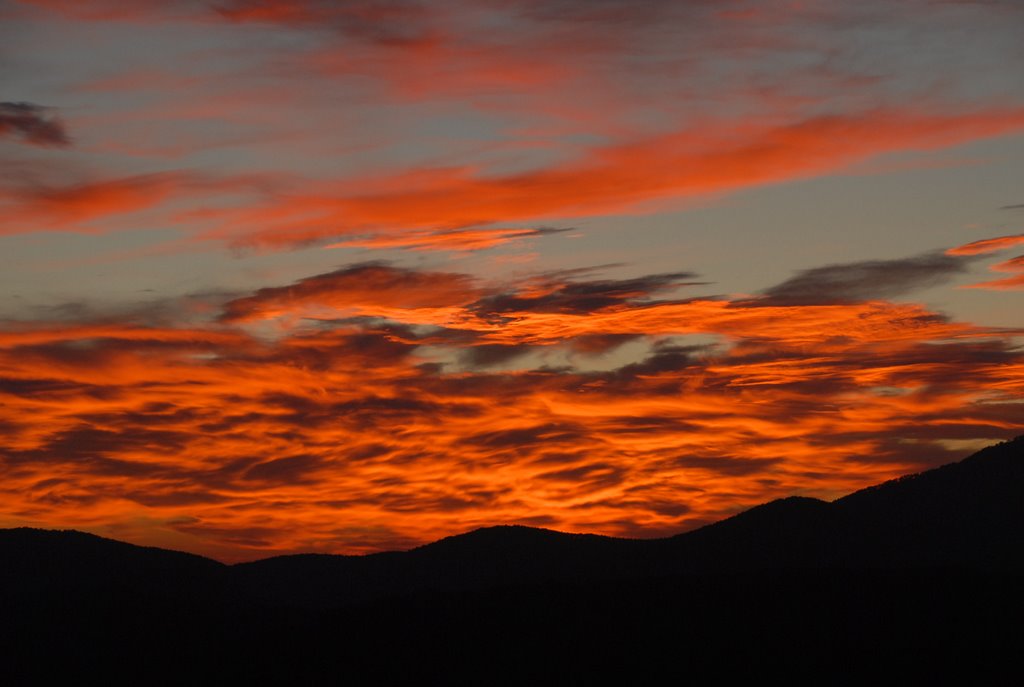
[233,435,1024,606]
[1,436,1021,684]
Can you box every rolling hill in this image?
[2,436,1021,684]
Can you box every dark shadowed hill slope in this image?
[0,527,223,585]
[831,436,1024,568]
[1,436,1021,684]
[4,436,1020,609]
[0,527,230,615]
[233,436,1024,606]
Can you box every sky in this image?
[1,0,1022,562]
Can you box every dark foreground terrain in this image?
[2,437,1022,684]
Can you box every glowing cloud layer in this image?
[2,0,1023,560]
[1,258,1020,560]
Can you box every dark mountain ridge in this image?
[232,435,1024,605]
[3,436,1022,607]
[2,435,1021,684]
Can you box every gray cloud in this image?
[759,253,967,305]
[472,271,704,318]
[0,102,70,147]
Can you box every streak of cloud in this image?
[0,102,70,147]
[1,259,1020,560]
[964,254,1024,291]
[947,233,1024,256]
[197,107,1024,251]
[759,253,967,305]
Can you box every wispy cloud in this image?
[4,0,1023,560]
[219,262,482,323]
[758,253,967,305]
[947,233,1024,256]
[0,102,70,147]
[192,107,1024,252]
[1,257,1020,560]
[964,254,1024,291]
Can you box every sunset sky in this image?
[1,0,1022,561]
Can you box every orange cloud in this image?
[327,227,566,252]
[219,263,483,323]
[197,107,1024,251]
[1,173,183,230]
[10,3,1024,256]
[947,233,1024,256]
[4,0,1023,561]
[0,171,272,236]
[1,263,1020,562]
[964,254,1024,290]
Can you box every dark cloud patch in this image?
[240,329,421,372]
[31,478,67,490]
[220,262,479,322]
[601,416,703,433]
[472,271,701,318]
[308,330,419,363]
[279,393,381,416]
[644,500,692,517]
[254,391,483,432]
[9,341,125,370]
[999,204,1024,210]
[304,316,426,340]
[124,489,232,507]
[611,341,707,378]
[83,455,175,478]
[569,333,641,354]
[0,377,88,397]
[11,425,191,464]
[758,253,968,305]
[346,443,395,461]
[528,450,590,465]
[534,462,625,488]
[187,457,262,491]
[0,102,70,147]
[257,392,320,416]
[862,339,1022,374]
[470,423,585,449]
[573,496,692,518]
[31,488,105,507]
[78,405,204,429]
[459,343,534,368]
[528,226,575,237]
[244,453,324,483]
[333,395,466,416]
[8,334,230,377]
[672,454,782,476]
[197,411,275,434]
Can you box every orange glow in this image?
[965,255,1024,290]
[1,267,1020,561]
[194,107,1024,251]
[947,234,1024,256]
[4,0,1024,565]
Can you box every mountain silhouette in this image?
[2,436,1021,684]
[233,435,1024,606]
